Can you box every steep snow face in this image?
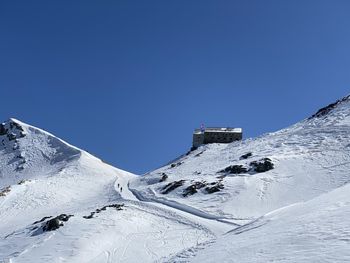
[130,95,350,221]
[0,118,81,188]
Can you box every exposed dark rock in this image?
[182,181,207,197]
[43,218,61,231]
[159,173,168,182]
[170,162,183,168]
[309,95,350,119]
[161,180,185,194]
[190,146,198,151]
[219,165,248,174]
[205,181,224,194]
[250,158,274,173]
[15,158,26,171]
[15,165,24,172]
[42,214,73,232]
[7,133,16,141]
[195,151,204,157]
[12,144,19,150]
[56,214,72,222]
[83,213,94,219]
[240,152,252,160]
[183,185,197,197]
[33,216,53,224]
[0,124,7,136]
[10,121,24,131]
[83,203,124,219]
[0,186,11,197]
[17,180,26,185]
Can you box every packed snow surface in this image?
[1,95,350,262]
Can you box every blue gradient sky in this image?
[1,1,350,174]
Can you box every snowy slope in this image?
[130,95,350,221]
[130,95,350,261]
[1,94,350,262]
[0,119,213,262]
[190,182,350,263]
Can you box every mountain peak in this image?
[0,118,27,141]
[0,118,82,187]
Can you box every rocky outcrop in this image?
[0,186,11,197]
[159,173,168,182]
[250,158,274,173]
[240,152,252,160]
[42,214,73,232]
[182,181,206,197]
[170,162,183,168]
[309,95,350,119]
[219,158,274,175]
[219,165,248,174]
[83,203,124,219]
[161,180,185,194]
[205,181,224,194]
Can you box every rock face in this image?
[219,165,248,174]
[0,186,11,197]
[182,181,206,197]
[43,218,61,231]
[205,181,224,194]
[0,119,26,141]
[83,203,124,219]
[159,173,168,182]
[240,152,252,160]
[0,124,7,136]
[309,95,350,119]
[42,214,73,232]
[250,158,274,173]
[161,180,185,194]
[170,162,183,168]
[219,158,274,175]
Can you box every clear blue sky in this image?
[1,1,350,174]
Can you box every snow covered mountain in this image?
[1,95,350,262]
